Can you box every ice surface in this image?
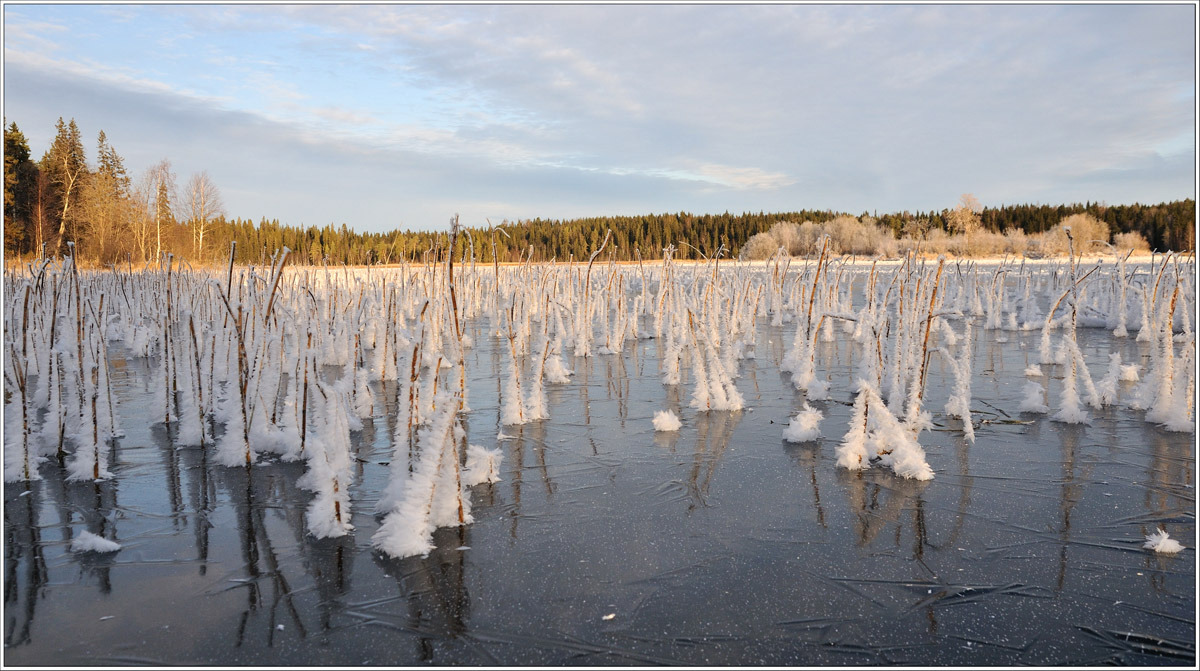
[4,261,1193,667]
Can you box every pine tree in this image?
[4,121,35,254]
[96,130,130,198]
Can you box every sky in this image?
[2,3,1195,233]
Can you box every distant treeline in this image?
[4,117,1194,266]
[227,200,1193,265]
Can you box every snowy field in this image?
[3,246,1195,665]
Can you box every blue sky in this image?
[3,3,1195,233]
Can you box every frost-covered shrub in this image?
[739,232,782,261]
[1036,213,1111,256]
[1114,231,1150,253]
[739,217,899,259]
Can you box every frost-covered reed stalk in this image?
[1146,285,1184,427]
[4,283,39,482]
[297,376,355,539]
[377,323,426,515]
[1095,351,1128,407]
[446,216,469,413]
[835,380,933,480]
[781,236,830,398]
[1039,263,1100,365]
[941,319,974,442]
[834,258,937,480]
[574,229,611,357]
[180,313,208,447]
[1052,229,1089,424]
[1112,249,1132,337]
[500,302,528,425]
[1137,255,1172,343]
[907,257,945,432]
[526,337,551,420]
[373,392,470,559]
[213,245,254,466]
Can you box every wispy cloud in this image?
[2,3,1192,231]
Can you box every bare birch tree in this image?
[184,171,225,262]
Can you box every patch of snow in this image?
[782,403,823,443]
[652,410,682,432]
[1143,529,1184,554]
[71,530,121,553]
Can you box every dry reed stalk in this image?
[301,331,311,455]
[805,236,830,341]
[216,276,252,464]
[1162,285,1181,393]
[12,284,33,479]
[188,316,207,448]
[582,229,612,323]
[90,364,100,480]
[505,302,525,422]
[915,258,946,403]
[407,342,421,471]
[447,217,467,409]
[69,246,88,419]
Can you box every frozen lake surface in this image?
[3,257,1195,665]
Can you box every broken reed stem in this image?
[583,228,612,320]
[262,247,290,326]
[1043,264,1104,332]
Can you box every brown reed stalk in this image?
[301,331,311,456]
[915,257,946,403]
[188,315,207,448]
[90,363,100,480]
[447,216,467,408]
[506,302,525,423]
[805,236,830,340]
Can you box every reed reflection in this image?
[305,534,355,638]
[179,444,214,574]
[685,410,742,512]
[835,469,931,549]
[1056,422,1088,592]
[373,526,471,663]
[781,428,827,530]
[4,482,47,648]
[216,464,308,648]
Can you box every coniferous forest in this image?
[5,117,1195,266]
